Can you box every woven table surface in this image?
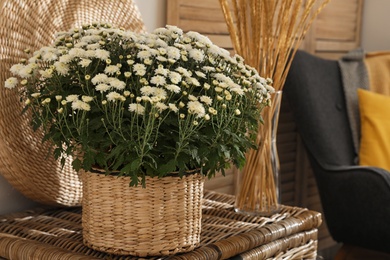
[0,191,321,259]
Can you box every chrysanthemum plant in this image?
[4,23,274,187]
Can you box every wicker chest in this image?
[0,190,321,259]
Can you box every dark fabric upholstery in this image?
[284,50,356,167]
[283,50,390,253]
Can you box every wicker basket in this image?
[82,170,205,257]
[0,0,145,206]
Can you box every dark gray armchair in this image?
[283,50,390,254]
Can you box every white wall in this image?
[133,0,167,32]
[361,0,390,51]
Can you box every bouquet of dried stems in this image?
[219,0,330,214]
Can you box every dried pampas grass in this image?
[219,0,330,214]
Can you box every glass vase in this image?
[234,91,282,216]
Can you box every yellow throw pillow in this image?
[358,88,390,171]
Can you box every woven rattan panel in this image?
[0,0,145,207]
[0,191,321,260]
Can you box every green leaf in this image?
[158,159,177,175]
[72,158,82,171]
[130,158,141,171]
[83,151,95,170]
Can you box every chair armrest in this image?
[311,161,390,253]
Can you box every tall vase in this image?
[234,91,282,216]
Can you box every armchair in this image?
[283,50,390,255]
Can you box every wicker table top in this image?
[0,191,321,259]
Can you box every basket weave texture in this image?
[82,170,205,257]
[0,0,145,206]
[0,191,322,259]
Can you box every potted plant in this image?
[4,23,274,256]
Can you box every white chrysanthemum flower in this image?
[133,63,146,76]
[104,65,120,75]
[154,88,167,100]
[155,67,169,76]
[91,73,109,85]
[137,50,152,60]
[79,59,92,68]
[109,78,126,90]
[54,61,69,76]
[144,58,153,65]
[208,107,217,115]
[188,94,197,101]
[74,41,87,48]
[186,31,212,44]
[10,64,24,76]
[158,48,167,55]
[166,46,180,60]
[154,102,168,112]
[141,96,152,103]
[168,103,178,113]
[83,50,96,58]
[68,48,86,58]
[31,93,41,98]
[156,56,168,62]
[166,25,183,35]
[72,100,90,111]
[39,69,53,78]
[95,83,110,93]
[66,95,79,102]
[128,103,145,115]
[202,66,216,73]
[189,49,204,62]
[94,49,110,60]
[41,98,51,105]
[219,82,228,89]
[195,71,206,78]
[106,91,123,102]
[168,71,182,84]
[215,87,223,93]
[150,75,166,86]
[230,85,244,96]
[140,86,155,96]
[165,84,181,93]
[207,44,223,56]
[28,55,40,64]
[81,35,101,44]
[4,77,18,89]
[59,54,72,64]
[203,83,211,90]
[200,95,212,106]
[82,96,94,102]
[213,73,229,82]
[235,109,241,115]
[204,114,210,120]
[187,101,205,118]
[42,51,58,61]
[175,67,192,77]
[18,66,33,78]
[186,77,200,87]
[86,43,100,50]
[55,95,62,101]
